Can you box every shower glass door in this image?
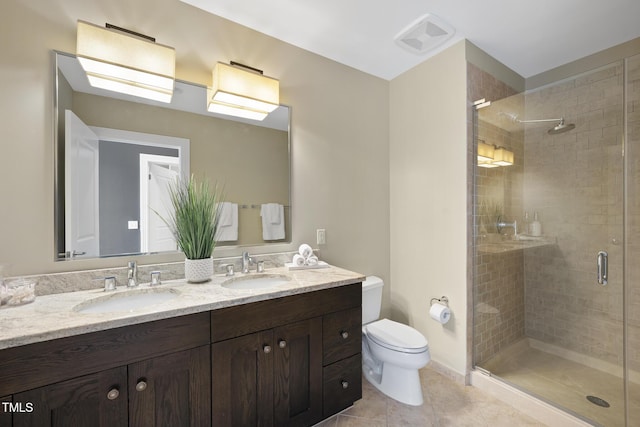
[625,53,640,427]
[473,60,628,426]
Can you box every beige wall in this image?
[0,0,389,300]
[389,41,469,375]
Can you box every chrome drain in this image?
[586,395,610,408]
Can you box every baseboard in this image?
[428,360,467,385]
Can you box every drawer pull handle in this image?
[278,340,287,349]
[107,388,120,400]
[341,380,349,389]
[263,345,272,354]
[340,330,349,339]
[136,380,148,392]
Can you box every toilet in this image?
[361,276,430,406]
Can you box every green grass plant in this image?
[165,175,224,260]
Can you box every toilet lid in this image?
[365,319,428,354]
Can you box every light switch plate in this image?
[316,229,326,245]
[128,221,139,230]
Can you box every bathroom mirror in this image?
[54,51,291,261]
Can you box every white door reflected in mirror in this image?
[65,110,100,258]
[144,160,179,253]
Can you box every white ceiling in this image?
[180,0,640,80]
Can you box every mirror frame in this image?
[53,50,292,261]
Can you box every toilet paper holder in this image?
[430,296,449,307]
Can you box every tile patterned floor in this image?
[316,366,545,427]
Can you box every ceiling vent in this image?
[394,14,455,55]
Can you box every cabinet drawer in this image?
[323,307,361,365]
[0,313,210,396]
[211,283,361,342]
[322,354,362,418]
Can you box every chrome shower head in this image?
[502,113,576,135]
[547,118,575,135]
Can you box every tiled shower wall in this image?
[523,62,629,367]
[469,64,526,364]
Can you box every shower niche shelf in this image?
[477,236,555,254]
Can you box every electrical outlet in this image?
[316,229,326,245]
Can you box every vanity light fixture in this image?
[208,62,279,121]
[492,147,514,166]
[477,141,499,168]
[76,20,175,103]
[477,141,513,168]
[477,141,495,162]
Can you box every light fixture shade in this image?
[76,20,175,103]
[209,62,279,120]
[477,141,495,162]
[207,89,268,121]
[493,147,514,166]
[478,162,500,168]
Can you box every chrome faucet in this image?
[241,252,254,273]
[496,216,518,237]
[127,261,138,287]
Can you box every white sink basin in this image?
[221,274,291,290]
[74,288,179,313]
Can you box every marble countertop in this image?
[0,265,365,350]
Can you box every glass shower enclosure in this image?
[472,54,640,426]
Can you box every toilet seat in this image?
[364,318,428,354]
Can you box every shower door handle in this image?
[597,251,608,286]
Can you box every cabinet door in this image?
[13,366,127,427]
[212,330,274,427]
[1,395,12,427]
[128,346,211,427]
[273,317,322,427]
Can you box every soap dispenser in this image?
[530,211,542,237]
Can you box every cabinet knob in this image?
[340,330,349,339]
[278,340,287,349]
[263,345,272,354]
[107,388,120,400]
[341,380,349,389]
[136,380,148,392]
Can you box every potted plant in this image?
[165,175,224,283]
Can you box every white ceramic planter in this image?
[184,257,213,283]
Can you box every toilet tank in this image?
[362,276,384,324]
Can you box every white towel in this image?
[216,202,238,242]
[264,203,281,224]
[260,203,285,240]
[292,254,305,266]
[298,244,313,259]
[305,255,319,266]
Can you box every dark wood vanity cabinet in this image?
[0,283,361,427]
[0,313,211,427]
[211,283,361,427]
